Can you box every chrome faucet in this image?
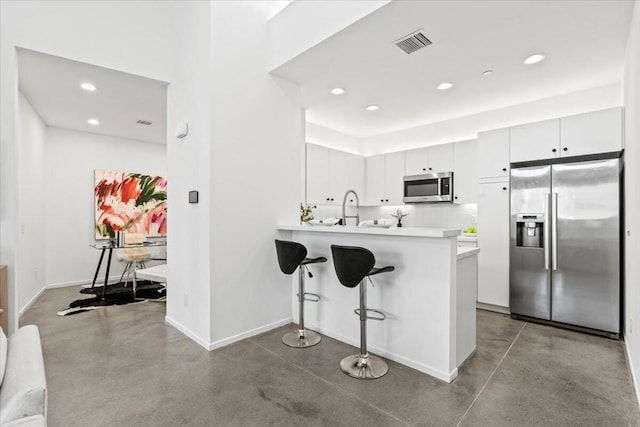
[342,189,360,226]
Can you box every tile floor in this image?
[19,286,640,426]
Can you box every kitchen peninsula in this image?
[276,224,479,382]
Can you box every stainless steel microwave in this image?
[403,172,454,203]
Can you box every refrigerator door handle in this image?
[544,193,551,270]
[552,192,558,270]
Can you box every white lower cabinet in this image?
[477,180,510,308]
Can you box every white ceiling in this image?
[18,48,167,144]
[272,0,634,139]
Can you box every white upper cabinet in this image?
[428,144,454,173]
[347,154,365,206]
[510,118,560,163]
[365,155,386,205]
[405,144,454,175]
[306,143,329,205]
[365,152,405,205]
[328,149,349,204]
[477,128,510,180]
[306,144,365,206]
[560,107,623,157]
[453,140,477,204]
[404,147,429,176]
[385,151,406,205]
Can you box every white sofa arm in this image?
[0,326,47,425]
[1,414,46,427]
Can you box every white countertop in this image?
[457,235,478,242]
[457,247,480,260]
[278,224,461,238]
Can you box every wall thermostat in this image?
[188,190,199,204]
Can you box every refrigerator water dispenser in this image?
[516,214,544,248]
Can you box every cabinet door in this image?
[404,147,429,176]
[385,151,406,205]
[306,144,329,205]
[510,119,560,163]
[347,154,365,206]
[477,181,510,308]
[328,149,349,205]
[453,140,477,204]
[428,143,454,173]
[365,155,385,205]
[477,128,510,179]
[560,107,623,157]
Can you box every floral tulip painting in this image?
[94,170,167,239]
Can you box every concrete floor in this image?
[20,285,640,426]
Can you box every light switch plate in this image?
[188,190,199,204]
[175,121,189,139]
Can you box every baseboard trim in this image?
[476,302,510,315]
[46,275,122,289]
[208,317,292,351]
[623,335,640,410]
[18,286,46,316]
[307,324,457,383]
[165,316,292,352]
[164,316,211,351]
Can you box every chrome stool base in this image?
[282,329,321,348]
[340,353,388,379]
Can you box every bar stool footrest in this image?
[354,308,387,321]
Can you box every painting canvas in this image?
[94,170,167,239]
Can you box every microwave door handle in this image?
[437,179,441,196]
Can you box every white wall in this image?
[623,0,640,400]
[209,1,302,347]
[268,0,390,71]
[361,83,622,156]
[164,0,213,347]
[306,122,362,154]
[44,127,166,287]
[17,92,47,313]
[0,0,180,332]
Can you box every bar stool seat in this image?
[331,244,394,380]
[275,239,326,348]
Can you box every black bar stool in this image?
[331,245,394,379]
[275,239,327,348]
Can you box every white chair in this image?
[117,233,151,297]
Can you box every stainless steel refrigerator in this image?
[510,155,622,337]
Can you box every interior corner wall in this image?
[209,1,302,346]
[361,83,622,156]
[17,92,47,314]
[267,0,390,71]
[164,0,213,346]
[305,122,363,155]
[0,0,178,333]
[44,127,167,288]
[623,0,640,400]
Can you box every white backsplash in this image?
[309,203,477,230]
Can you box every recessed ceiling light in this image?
[87,118,100,126]
[80,82,97,92]
[523,53,546,65]
[330,87,345,95]
[436,82,454,90]
[366,105,379,111]
[482,70,493,76]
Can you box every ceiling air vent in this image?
[394,30,432,55]
[136,119,152,126]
